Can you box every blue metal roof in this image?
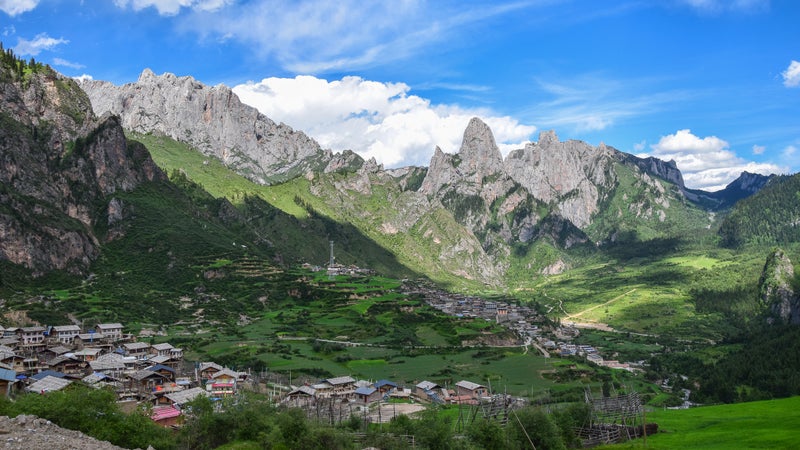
[0,368,18,382]
[31,370,66,381]
[354,386,377,396]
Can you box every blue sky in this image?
[2,0,799,190]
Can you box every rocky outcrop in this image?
[0,65,165,275]
[0,415,127,450]
[79,69,362,185]
[759,248,800,325]
[505,132,616,228]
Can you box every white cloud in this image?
[13,33,68,56]
[0,0,39,16]
[53,57,84,70]
[752,144,765,155]
[633,140,647,152]
[233,75,535,167]
[72,74,94,82]
[782,60,800,88]
[784,145,797,157]
[530,75,690,133]
[645,129,785,191]
[3,25,16,36]
[113,0,231,16]
[177,1,532,74]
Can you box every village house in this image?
[74,332,108,350]
[165,386,207,410]
[415,380,445,403]
[73,347,103,362]
[147,364,176,382]
[128,369,170,395]
[18,327,46,347]
[27,375,71,393]
[45,355,87,376]
[124,342,151,359]
[169,347,183,360]
[207,368,240,397]
[95,323,124,340]
[1,328,17,338]
[0,346,24,373]
[284,385,317,406]
[354,385,381,404]
[89,356,127,377]
[38,345,71,363]
[0,368,18,396]
[50,325,81,344]
[151,343,174,357]
[151,406,182,428]
[455,380,489,400]
[314,376,356,398]
[374,379,398,396]
[198,362,223,380]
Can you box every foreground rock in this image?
[0,415,127,450]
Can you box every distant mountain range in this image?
[0,62,788,286]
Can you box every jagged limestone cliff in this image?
[79,69,363,185]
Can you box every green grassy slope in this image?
[603,396,800,449]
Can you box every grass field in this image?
[602,396,800,449]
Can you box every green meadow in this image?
[603,396,800,449]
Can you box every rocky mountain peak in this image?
[537,129,559,148]
[459,117,504,180]
[79,69,351,185]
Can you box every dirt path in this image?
[563,288,637,321]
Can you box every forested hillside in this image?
[719,174,800,247]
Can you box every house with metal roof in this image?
[455,380,489,399]
[0,368,19,396]
[354,385,381,404]
[27,375,72,393]
[51,325,81,344]
[95,323,124,340]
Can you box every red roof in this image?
[151,406,181,421]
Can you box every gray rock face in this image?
[79,69,361,185]
[504,131,615,228]
[0,67,164,275]
[759,248,800,325]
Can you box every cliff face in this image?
[79,69,362,185]
[504,131,616,228]
[0,65,164,275]
[759,248,800,325]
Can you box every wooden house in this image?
[198,362,223,380]
[151,406,182,428]
[208,368,239,397]
[73,347,103,362]
[45,355,87,376]
[0,368,19,396]
[165,387,207,409]
[123,342,151,359]
[151,343,174,357]
[374,379,398,395]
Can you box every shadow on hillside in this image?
[241,195,421,279]
[600,237,684,261]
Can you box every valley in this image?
[2,54,800,449]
